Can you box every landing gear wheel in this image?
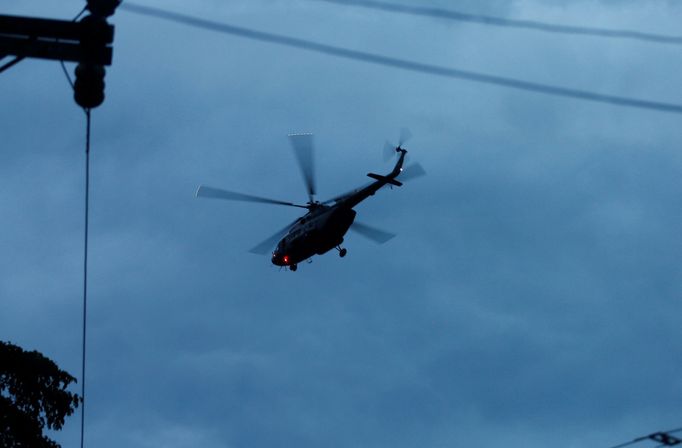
[339,248,347,258]
[290,264,297,272]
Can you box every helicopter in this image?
[196,130,425,271]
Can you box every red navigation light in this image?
[283,255,289,264]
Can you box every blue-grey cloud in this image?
[2,1,682,448]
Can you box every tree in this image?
[0,341,80,448]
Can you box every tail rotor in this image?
[383,127,412,161]
[382,127,426,182]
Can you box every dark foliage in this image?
[0,341,80,448]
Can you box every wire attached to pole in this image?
[75,11,97,448]
[80,107,91,448]
[60,60,75,90]
[0,56,25,74]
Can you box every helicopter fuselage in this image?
[196,133,420,272]
[270,147,409,269]
[271,205,356,267]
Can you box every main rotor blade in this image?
[398,127,413,147]
[399,162,426,181]
[350,221,396,244]
[248,219,299,254]
[196,185,307,208]
[288,133,316,202]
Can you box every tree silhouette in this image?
[0,341,80,448]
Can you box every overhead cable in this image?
[607,427,682,448]
[120,2,682,115]
[80,107,91,448]
[0,56,25,73]
[313,0,682,45]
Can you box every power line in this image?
[607,427,682,448]
[312,0,682,45]
[60,60,75,90]
[80,107,91,448]
[120,2,682,115]
[73,8,95,448]
[0,56,25,73]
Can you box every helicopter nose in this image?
[271,251,284,266]
[271,251,290,266]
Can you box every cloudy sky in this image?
[2,0,681,447]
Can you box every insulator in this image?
[74,63,106,109]
[86,0,121,18]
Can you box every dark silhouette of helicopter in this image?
[196,130,425,271]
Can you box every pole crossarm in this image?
[0,14,113,65]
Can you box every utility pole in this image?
[0,0,119,108]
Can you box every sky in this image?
[2,0,682,447]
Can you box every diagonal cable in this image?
[312,0,682,45]
[607,427,682,448]
[119,2,682,115]
[0,56,25,73]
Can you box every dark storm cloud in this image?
[2,1,682,448]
